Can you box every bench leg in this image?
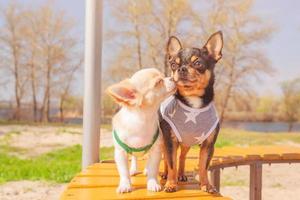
[250,163,262,200]
[210,168,220,192]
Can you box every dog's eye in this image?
[194,61,201,66]
[171,63,178,70]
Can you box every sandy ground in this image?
[0,181,66,200]
[1,125,300,200]
[0,125,112,158]
[221,164,300,200]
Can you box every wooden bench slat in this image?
[281,153,300,160]
[61,186,231,200]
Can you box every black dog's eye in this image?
[194,60,203,67]
[170,63,178,70]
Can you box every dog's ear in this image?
[106,80,142,106]
[203,31,223,62]
[167,36,182,57]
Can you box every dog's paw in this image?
[160,173,167,180]
[178,174,188,182]
[147,179,161,192]
[164,181,177,193]
[200,183,218,194]
[116,180,132,193]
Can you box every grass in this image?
[0,145,114,184]
[215,128,300,147]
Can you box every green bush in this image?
[0,145,114,184]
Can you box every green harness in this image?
[113,128,159,154]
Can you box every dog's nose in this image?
[178,66,188,73]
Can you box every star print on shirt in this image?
[194,133,205,143]
[168,108,176,118]
[184,110,199,124]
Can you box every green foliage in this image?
[62,95,83,112]
[281,78,300,122]
[0,145,114,184]
[217,128,300,146]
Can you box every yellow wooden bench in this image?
[60,146,300,200]
[195,146,300,200]
[60,159,231,200]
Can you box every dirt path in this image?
[221,164,300,199]
[0,125,112,158]
[0,181,66,200]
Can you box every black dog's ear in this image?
[203,31,223,62]
[167,36,182,57]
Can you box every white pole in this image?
[82,0,103,169]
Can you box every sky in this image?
[0,0,299,99]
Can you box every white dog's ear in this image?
[106,80,142,106]
[203,31,223,62]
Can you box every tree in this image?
[107,0,193,77]
[0,2,27,120]
[107,0,152,71]
[27,3,78,122]
[146,0,193,75]
[22,8,41,122]
[281,78,300,132]
[191,0,275,123]
[57,59,82,122]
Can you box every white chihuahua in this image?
[107,68,176,193]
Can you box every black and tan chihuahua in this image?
[159,31,223,193]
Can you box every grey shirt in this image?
[160,96,219,147]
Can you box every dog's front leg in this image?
[178,145,190,182]
[130,155,139,176]
[114,148,132,193]
[146,145,162,192]
[164,138,178,192]
[161,155,168,179]
[198,127,219,193]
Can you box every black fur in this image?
[169,47,217,108]
[160,33,222,176]
[158,110,175,169]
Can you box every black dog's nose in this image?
[178,66,188,73]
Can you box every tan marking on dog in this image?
[191,55,198,62]
[172,70,180,82]
[163,130,179,192]
[178,145,190,181]
[175,57,180,64]
[176,69,211,97]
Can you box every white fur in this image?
[113,108,162,193]
[185,96,203,108]
[111,69,175,193]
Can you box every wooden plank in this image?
[78,169,119,177]
[281,153,300,160]
[262,154,281,161]
[61,185,231,200]
[210,168,220,192]
[249,163,262,200]
[69,174,199,189]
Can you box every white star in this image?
[168,108,176,118]
[184,110,199,124]
[194,133,205,143]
